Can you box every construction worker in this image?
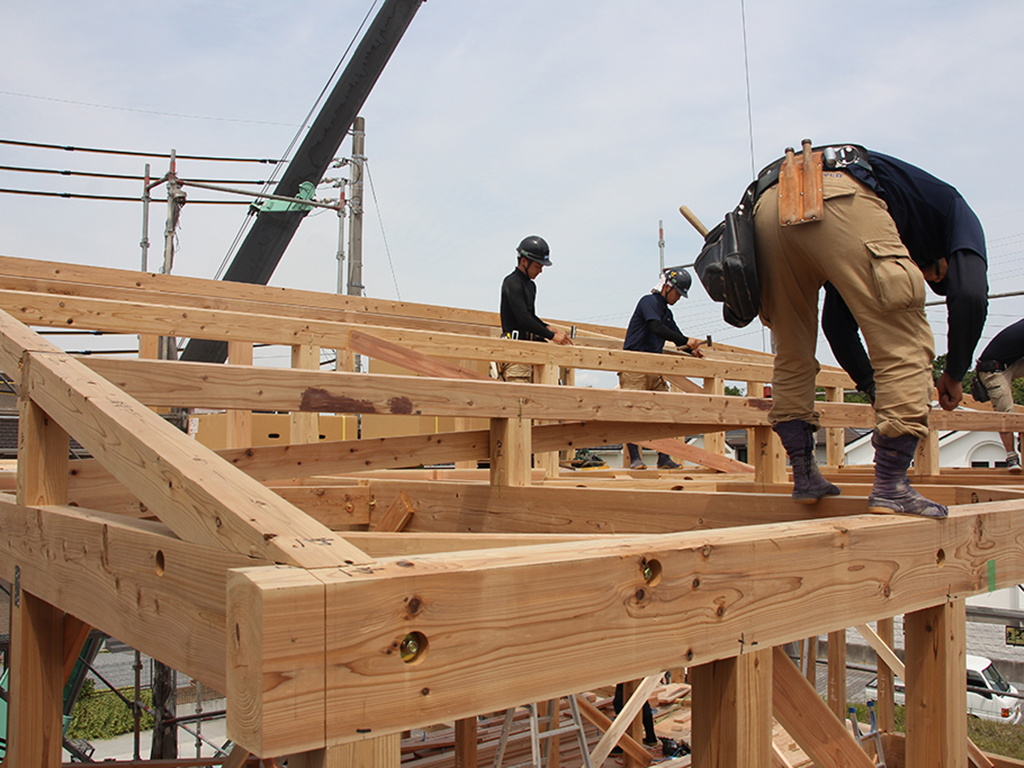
[498,235,573,383]
[971,318,1024,472]
[619,266,704,470]
[820,152,988,408]
[752,144,976,518]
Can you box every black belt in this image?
[754,144,872,201]
[503,331,542,342]
[977,359,1007,373]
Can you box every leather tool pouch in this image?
[778,144,824,226]
[970,373,991,403]
[694,181,759,328]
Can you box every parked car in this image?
[864,654,1022,724]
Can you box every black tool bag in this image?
[694,181,759,328]
[970,372,991,403]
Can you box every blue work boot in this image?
[867,432,947,518]
[773,419,841,503]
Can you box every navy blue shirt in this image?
[823,150,988,384]
[978,318,1024,366]
[623,292,688,353]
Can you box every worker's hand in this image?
[937,371,963,411]
[551,329,574,346]
[685,337,704,358]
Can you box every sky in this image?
[2,1,1024,384]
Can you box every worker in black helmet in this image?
[498,235,573,383]
[619,266,705,470]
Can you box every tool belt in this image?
[976,359,1007,373]
[502,330,544,342]
[753,143,872,201]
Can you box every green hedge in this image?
[66,679,155,740]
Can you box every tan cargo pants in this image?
[754,170,934,439]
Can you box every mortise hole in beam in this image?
[642,558,663,587]
[154,550,166,576]
[936,548,946,566]
[400,632,429,665]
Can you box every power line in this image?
[0,138,281,164]
[0,164,269,185]
[0,187,248,204]
[0,89,300,127]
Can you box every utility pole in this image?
[347,116,365,298]
[140,163,151,272]
[658,219,665,272]
[160,152,185,361]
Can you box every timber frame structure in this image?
[1,253,1024,767]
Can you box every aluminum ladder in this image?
[492,697,594,768]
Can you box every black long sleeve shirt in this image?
[500,267,554,341]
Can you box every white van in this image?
[864,654,1022,724]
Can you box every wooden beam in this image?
[826,630,846,721]
[373,491,414,532]
[0,309,370,568]
[224,502,1024,751]
[690,649,773,767]
[771,647,873,768]
[0,496,256,692]
[905,599,968,767]
[875,617,896,733]
[590,674,661,767]
[574,695,652,767]
[490,417,532,487]
[638,437,754,473]
[9,387,68,767]
[348,329,490,380]
[366,480,863,535]
[79,356,1024,434]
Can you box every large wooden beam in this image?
[227,502,1024,753]
[0,496,256,692]
[0,309,370,567]
[80,357,1024,433]
[366,480,864,534]
[771,647,873,768]
[1,286,854,386]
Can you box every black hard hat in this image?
[663,266,692,298]
[517,235,552,266]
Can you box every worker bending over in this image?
[751,143,981,518]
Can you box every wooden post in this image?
[914,427,941,478]
[455,717,478,768]
[490,416,532,487]
[803,637,817,688]
[905,599,968,767]
[288,734,400,768]
[875,618,896,733]
[690,649,773,767]
[826,631,846,721]
[752,425,786,485]
[535,362,560,478]
[226,341,254,449]
[825,386,844,467]
[291,342,321,444]
[620,679,644,768]
[703,376,726,455]
[746,381,762,467]
[9,392,69,767]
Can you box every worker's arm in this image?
[941,249,988,382]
